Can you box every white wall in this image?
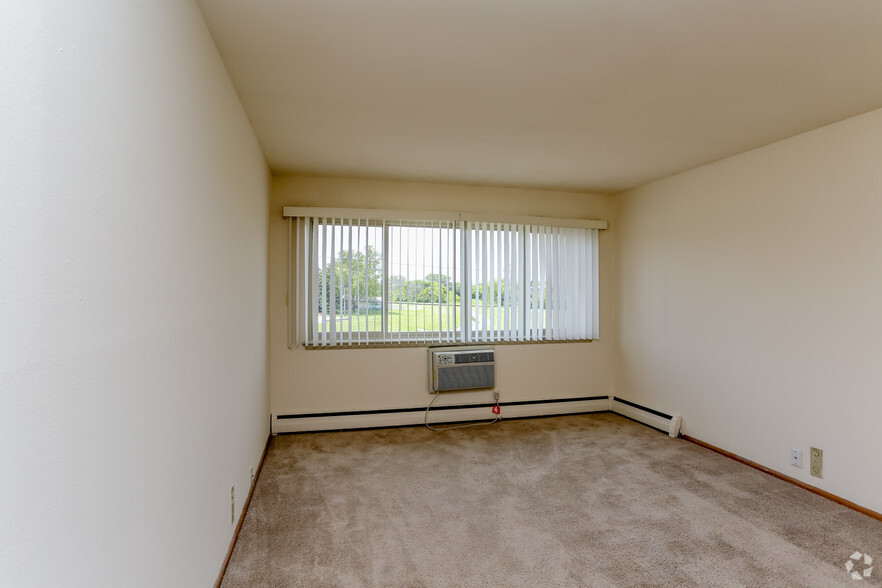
[616,108,882,513]
[0,2,269,586]
[270,176,617,416]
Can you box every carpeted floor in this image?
[221,413,882,587]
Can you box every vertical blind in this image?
[291,216,599,347]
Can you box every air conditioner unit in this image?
[429,347,495,393]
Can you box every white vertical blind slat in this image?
[592,228,599,339]
[287,218,293,348]
[473,224,480,342]
[530,226,539,341]
[364,219,371,342]
[511,224,518,341]
[495,224,502,342]
[427,220,433,338]
[522,227,529,341]
[552,226,559,338]
[488,223,496,342]
[395,223,402,344]
[357,218,364,344]
[460,223,466,342]
[574,228,583,338]
[447,221,453,343]
[561,227,569,340]
[292,218,300,348]
[578,230,591,337]
[318,218,326,346]
[584,226,593,339]
[521,226,527,340]
[517,225,525,342]
[298,217,306,347]
[478,223,485,341]
[503,225,509,340]
[472,223,479,342]
[536,227,548,340]
[569,228,578,340]
[435,220,441,342]
[329,219,338,346]
[346,219,352,345]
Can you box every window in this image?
[286,209,602,347]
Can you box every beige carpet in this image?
[221,413,882,587]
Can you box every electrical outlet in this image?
[790,449,802,468]
[231,486,235,524]
[810,447,823,478]
[250,466,254,486]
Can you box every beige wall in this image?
[270,176,617,415]
[616,107,882,513]
[0,2,269,585]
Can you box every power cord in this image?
[424,390,501,431]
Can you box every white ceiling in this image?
[197,0,882,194]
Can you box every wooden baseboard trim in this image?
[681,434,882,523]
[214,434,273,588]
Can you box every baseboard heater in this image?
[272,396,611,434]
[611,397,682,438]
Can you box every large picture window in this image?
[287,210,601,347]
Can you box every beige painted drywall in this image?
[0,2,269,586]
[616,107,882,513]
[270,176,617,415]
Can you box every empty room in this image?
[3,1,882,586]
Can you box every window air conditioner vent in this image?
[429,347,495,392]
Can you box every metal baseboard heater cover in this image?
[610,397,682,438]
[429,346,495,392]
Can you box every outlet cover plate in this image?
[790,449,803,468]
[810,447,823,478]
